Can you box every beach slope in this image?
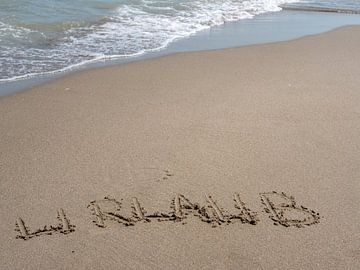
[0,26,360,269]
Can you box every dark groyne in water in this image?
[280,5,360,14]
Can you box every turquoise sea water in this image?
[0,0,359,82]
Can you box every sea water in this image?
[0,0,359,82]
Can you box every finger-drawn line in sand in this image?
[93,204,105,228]
[260,191,320,228]
[125,164,173,182]
[173,194,183,219]
[15,209,75,240]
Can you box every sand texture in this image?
[0,26,360,269]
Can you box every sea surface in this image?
[0,0,360,82]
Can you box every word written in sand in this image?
[87,193,259,227]
[15,191,320,240]
[15,208,75,240]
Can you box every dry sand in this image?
[0,26,360,269]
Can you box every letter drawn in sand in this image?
[170,194,201,221]
[131,197,149,222]
[87,196,134,227]
[260,191,320,228]
[169,194,216,224]
[231,193,258,225]
[15,208,75,240]
[58,208,71,232]
[205,194,227,225]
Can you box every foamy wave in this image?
[0,0,299,82]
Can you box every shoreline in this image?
[1,25,360,269]
[2,9,360,97]
[280,4,360,14]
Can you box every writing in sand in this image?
[15,191,321,241]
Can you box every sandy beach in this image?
[0,26,359,269]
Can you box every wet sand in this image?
[0,26,360,269]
